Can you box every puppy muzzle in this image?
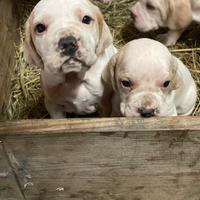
[43,23,97,74]
[121,92,162,117]
[57,28,97,73]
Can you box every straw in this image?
[6,0,200,119]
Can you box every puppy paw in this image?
[156,33,177,47]
[87,105,97,113]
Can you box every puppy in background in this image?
[24,0,117,118]
[101,38,197,117]
[131,0,200,46]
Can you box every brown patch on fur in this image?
[168,0,192,30]
[102,53,118,91]
[24,13,44,68]
[170,56,181,90]
[142,95,154,107]
[100,53,118,116]
[99,83,113,116]
[158,0,169,23]
[75,8,83,21]
[95,6,113,55]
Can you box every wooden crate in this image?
[1,0,200,199]
[1,117,200,200]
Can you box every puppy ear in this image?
[170,56,182,89]
[95,7,113,55]
[100,53,118,116]
[23,15,43,68]
[102,53,118,91]
[168,0,192,30]
[157,1,170,23]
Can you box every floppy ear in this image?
[102,53,118,91]
[100,53,118,116]
[23,15,44,68]
[95,7,113,55]
[167,0,192,30]
[157,1,170,23]
[170,56,182,90]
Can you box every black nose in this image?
[138,107,155,118]
[59,36,78,56]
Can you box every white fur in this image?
[131,0,200,46]
[24,0,117,118]
[102,38,197,117]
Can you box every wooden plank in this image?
[0,0,20,119]
[0,141,24,200]
[3,130,200,200]
[0,117,200,136]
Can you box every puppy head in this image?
[24,0,112,74]
[103,38,181,117]
[131,0,192,32]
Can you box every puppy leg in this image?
[156,29,185,46]
[45,98,65,119]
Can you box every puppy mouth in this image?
[61,57,89,73]
[63,57,87,66]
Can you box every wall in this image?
[0,0,20,119]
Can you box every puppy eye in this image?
[35,23,46,33]
[163,80,171,88]
[121,80,132,88]
[82,15,92,24]
[146,2,155,10]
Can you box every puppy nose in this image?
[59,36,78,56]
[138,107,155,118]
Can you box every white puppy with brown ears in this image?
[131,0,200,46]
[101,38,197,117]
[24,0,117,118]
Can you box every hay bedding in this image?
[6,0,200,119]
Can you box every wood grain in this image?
[0,142,24,200]
[1,117,200,199]
[0,116,200,136]
[0,0,20,119]
[3,130,200,200]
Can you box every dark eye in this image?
[82,15,92,24]
[35,23,46,33]
[146,2,155,10]
[121,80,132,88]
[163,80,170,88]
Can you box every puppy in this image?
[24,0,117,118]
[131,0,200,46]
[101,38,197,117]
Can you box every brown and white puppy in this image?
[24,0,117,118]
[102,38,197,117]
[131,0,200,46]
